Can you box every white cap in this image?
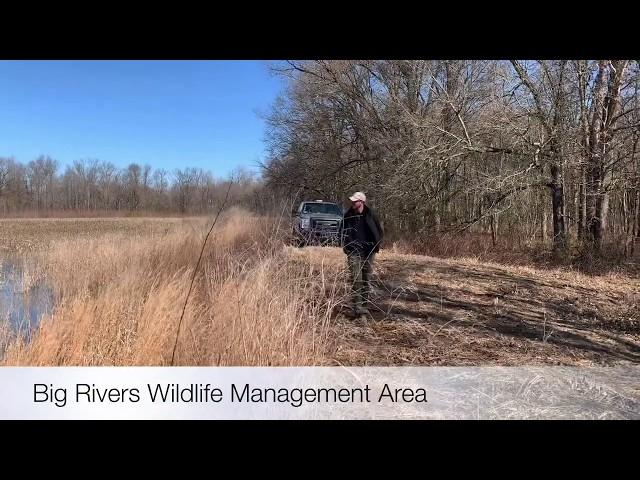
[349,191,366,202]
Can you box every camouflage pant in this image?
[347,251,375,310]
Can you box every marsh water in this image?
[0,256,54,335]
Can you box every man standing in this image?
[340,191,384,318]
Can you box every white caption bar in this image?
[1,366,638,419]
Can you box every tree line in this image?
[0,157,266,215]
[262,60,640,257]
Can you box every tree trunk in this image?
[623,189,633,257]
[574,175,580,241]
[579,166,588,242]
[587,161,604,250]
[550,164,567,251]
[633,189,639,256]
[490,213,497,247]
[562,169,568,237]
[601,191,610,241]
[584,60,629,253]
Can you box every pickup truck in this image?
[292,200,343,247]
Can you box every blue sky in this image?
[0,60,284,178]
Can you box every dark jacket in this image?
[340,204,384,256]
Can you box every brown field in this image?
[0,217,187,254]
[1,211,638,366]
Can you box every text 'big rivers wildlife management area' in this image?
[34,383,428,408]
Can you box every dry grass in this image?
[0,217,187,255]
[1,212,638,367]
[325,250,640,366]
[391,232,640,276]
[0,209,190,219]
[1,211,335,365]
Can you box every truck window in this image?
[302,203,342,215]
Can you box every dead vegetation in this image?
[0,217,188,254]
[1,213,638,367]
[320,250,640,366]
[0,213,333,365]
